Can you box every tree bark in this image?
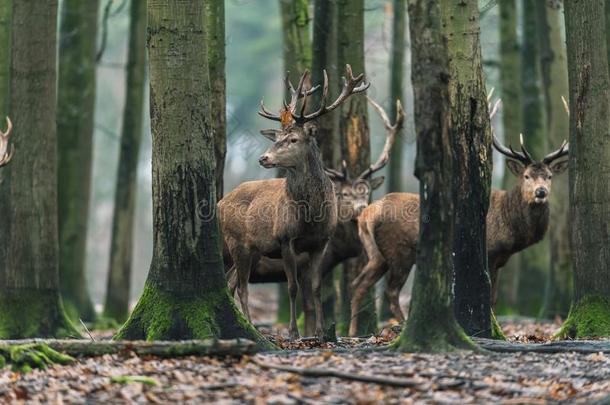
[516,0,549,317]
[0,0,79,339]
[56,0,99,322]
[336,0,377,336]
[440,0,492,337]
[0,0,10,118]
[394,0,475,352]
[557,0,610,339]
[115,0,271,348]
[496,0,522,313]
[536,0,572,319]
[205,0,226,199]
[103,0,148,324]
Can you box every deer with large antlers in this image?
[225,98,405,336]
[349,103,569,336]
[0,117,13,167]
[218,65,369,340]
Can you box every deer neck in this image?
[284,143,332,206]
[505,186,550,248]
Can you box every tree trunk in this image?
[103,0,148,324]
[394,0,475,352]
[336,0,377,336]
[56,0,99,322]
[517,0,549,317]
[557,0,610,339]
[0,0,10,118]
[440,0,492,337]
[205,0,226,199]
[496,0,522,314]
[536,0,572,320]
[0,0,79,339]
[115,0,270,348]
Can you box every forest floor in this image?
[1,289,610,404]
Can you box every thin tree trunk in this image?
[115,0,271,348]
[394,0,475,353]
[57,0,99,322]
[337,0,377,336]
[440,0,492,337]
[557,0,610,339]
[536,0,572,320]
[103,0,148,324]
[0,1,10,118]
[205,0,226,199]
[0,0,79,339]
[496,0,522,313]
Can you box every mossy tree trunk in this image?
[0,0,79,339]
[440,0,492,337]
[496,0,522,314]
[394,0,475,353]
[205,0,226,199]
[337,0,377,336]
[557,0,610,339]
[536,0,572,320]
[115,0,270,348]
[57,0,99,322]
[103,0,147,324]
[516,0,549,317]
[0,0,10,118]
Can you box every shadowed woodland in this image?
[0,0,609,403]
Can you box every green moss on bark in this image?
[0,344,73,372]
[490,311,506,340]
[555,295,610,339]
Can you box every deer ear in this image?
[369,176,385,190]
[550,159,569,175]
[506,159,524,177]
[260,129,281,141]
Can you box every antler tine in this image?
[0,117,14,167]
[542,140,569,164]
[324,167,345,180]
[258,98,282,121]
[492,133,532,165]
[1,116,12,137]
[259,71,320,123]
[359,98,405,179]
[561,95,570,115]
[489,98,501,120]
[519,133,534,162]
[486,87,495,103]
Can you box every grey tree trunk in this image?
[0,0,10,117]
[57,0,99,322]
[103,0,148,324]
[0,0,78,339]
[115,0,270,347]
[557,0,610,339]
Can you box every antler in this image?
[259,70,320,124]
[358,97,405,179]
[325,160,349,181]
[492,133,534,165]
[0,117,14,167]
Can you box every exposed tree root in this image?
[475,338,610,354]
[0,343,74,373]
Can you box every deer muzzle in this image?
[534,187,548,203]
[259,154,275,169]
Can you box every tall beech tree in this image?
[517,0,549,317]
[57,0,99,322]
[496,0,522,312]
[558,0,610,339]
[440,0,492,337]
[0,0,78,339]
[0,1,9,117]
[115,0,269,346]
[103,0,148,323]
[336,0,377,336]
[394,0,474,352]
[536,0,572,319]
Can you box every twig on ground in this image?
[79,319,96,342]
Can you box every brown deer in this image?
[349,133,569,336]
[225,98,405,336]
[218,66,369,340]
[0,117,13,167]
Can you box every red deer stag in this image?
[349,128,568,336]
[219,66,369,340]
[0,117,13,167]
[225,98,405,336]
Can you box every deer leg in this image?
[490,266,500,308]
[281,241,299,340]
[226,265,238,297]
[308,245,328,340]
[233,248,254,322]
[298,268,316,337]
[349,258,388,337]
[385,255,414,323]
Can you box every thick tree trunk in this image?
[557,0,610,339]
[336,0,377,336]
[57,0,99,322]
[103,0,148,324]
[0,1,10,117]
[115,0,270,348]
[0,0,78,339]
[516,0,549,317]
[394,0,475,352]
[205,0,226,199]
[536,0,572,319]
[440,0,492,337]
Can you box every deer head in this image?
[325,97,405,221]
[257,65,370,171]
[0,117,14,167]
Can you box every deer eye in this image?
[524,175,530,180]
[290,138,298,144]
